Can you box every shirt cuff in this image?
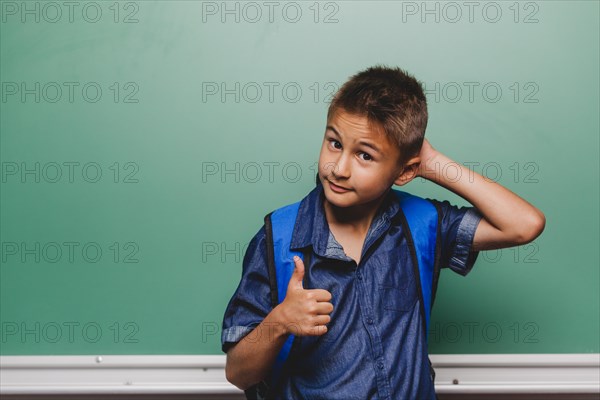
[221,325,254,353]
[448,208,484,276]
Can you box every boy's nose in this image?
[331,154,351,179]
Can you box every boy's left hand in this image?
[415,138,439,178]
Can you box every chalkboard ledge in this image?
[0,354,598,397]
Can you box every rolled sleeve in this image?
[450,207,484,276]
[221,225,272,353]
[428,199,484,277]
[222,325,255,344]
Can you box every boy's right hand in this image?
[278,255,334,337]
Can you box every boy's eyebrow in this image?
[326,125,382,154]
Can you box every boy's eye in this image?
[360,152,373,161]
[328,139,374,161]
[330,139,342,150]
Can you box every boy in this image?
[221,65,546,399]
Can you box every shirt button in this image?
[357,272,362,280]
[367,317,374,325]
[377,361,384,370]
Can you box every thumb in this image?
[290,255,305,289]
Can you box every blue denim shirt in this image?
[222,182,483,399]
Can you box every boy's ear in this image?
[393,156,421,186]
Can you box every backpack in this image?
[244,183,442,400]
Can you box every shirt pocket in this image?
[371,247,413,283]
[370,247,418,312]
[379,283,417,312]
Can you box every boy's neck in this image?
[322,190,390,236]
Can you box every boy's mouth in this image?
[328,180,351,192]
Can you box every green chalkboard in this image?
[1,1,598,356]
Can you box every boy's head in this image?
[327,64,428,169]
[317,65,429,210]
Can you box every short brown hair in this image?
[327,64,428,168]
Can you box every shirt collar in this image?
[290,181,402,257]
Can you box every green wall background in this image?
[1,1,598,356]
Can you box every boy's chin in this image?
[323,189,357,208]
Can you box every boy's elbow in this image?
[517,210,546,244]
[226,362,246,391]
[225,349,254,391]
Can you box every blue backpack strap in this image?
[392,189,440,336]
[260,201,306,396]
[393,189,442,388]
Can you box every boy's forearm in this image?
[421,151,545,243]
[225,304,290,391]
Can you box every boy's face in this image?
[317,108,420,210]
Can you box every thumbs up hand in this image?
[277,256,334,337]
